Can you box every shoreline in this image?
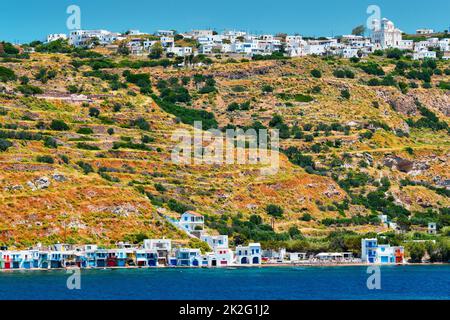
[1,262,448,273]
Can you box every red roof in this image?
[184,211,203,217]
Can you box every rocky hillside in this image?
[0,44,448,248]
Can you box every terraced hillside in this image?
[0,44,449,250]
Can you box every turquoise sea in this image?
[0,265,449,300]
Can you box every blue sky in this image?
[1,0,449,43]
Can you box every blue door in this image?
[252,257,259,264]
[192,259,199,267]
[381,256,389,263]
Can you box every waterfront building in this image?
[143,239,171,265]
[315,252,353,261]
[361,238,378,263]
[235,243,261,265]
[288,252,307,262]
[134,249,158,267]
[48,251,63,269]
[204,248,234,267]
[175,248,202,267]
[361,238,404,264]
[95,249,108,268]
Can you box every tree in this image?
[341,89,351,100]
[89,107,100,118]
[352,25,366,36]
[149,42,163,59]
[50,119,69,131]
[407,242,425,263]
[117,43,130,56]
[266,204,284,218]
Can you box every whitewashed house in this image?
[416,29,434,35]
[157,30,174,37]
[46,33,67,43]
[413,50,437,60]
[361,238,404,264]
[200,235,229,249]
[160,36,174,47]
[203,248,234,267]
[235,243,261,265]
[428,222,437,235]
[396,40,414,50]
[167,46,193,57]
[178,211,204,234]
[143,239,171,265]
[69,29,121,47]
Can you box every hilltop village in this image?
[41,19,450,61]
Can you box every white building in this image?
[371,18,403,48]
[235,243,261,265]
[200,235,229,249]
[361,238,404,264]
[46,33,67,43]
[160,36,174,47]
[288,252,307,262]
[428,222,437,235]
[397,40,414,50]
[416,29,434,35]
[188,30,214,39]
[167,46,193,57]
[413,50,437,60]
[144,239,171,264]
[203,248,234,267]
[178,211,204,234]
[69,29,122,47]
[157,30,174,37]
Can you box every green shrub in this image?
[341,89,351,99]
[43,137,58,148]
[0,139,12,151]
[77,161,94,174]
[77,127,94,135]
[0,66,16,82]
[152,95,217,130]
[88,107,100,117]
[17,85,43,95]
[310,69,322,78]
[36,155,54,164]
[50,119,69,131]
[131,117,150,131]
[76,142,100,150]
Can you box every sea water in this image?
[0,265,448,300]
